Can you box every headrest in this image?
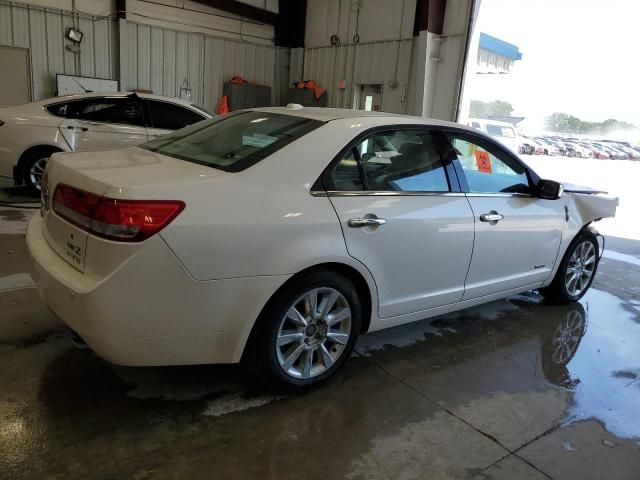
[398,142,424,156]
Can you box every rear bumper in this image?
[26,214,290,366]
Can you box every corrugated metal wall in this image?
[0,1,289,109]
[300,39,417,114]
[0,1,118,101]
[120,21,287,111]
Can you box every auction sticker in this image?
[475,150,492,174]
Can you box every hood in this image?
[562,183,608,195]
[565,190,618,224]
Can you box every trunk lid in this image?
[41,147,221,273]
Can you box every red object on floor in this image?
[217,95,229,114]
[295,80,325,100]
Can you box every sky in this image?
[466,0,640,133]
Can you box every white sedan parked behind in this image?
[0,92,213,191]
[27,106,617,390]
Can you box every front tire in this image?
[22,151,52,192]
[541,231,599,304]
[246,271,362,391]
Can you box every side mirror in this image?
[537,179,564,199]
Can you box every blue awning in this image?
[479,33,522,61]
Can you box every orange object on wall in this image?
[230,75,250,84]
[475,150,492,173]
[295,80,325,100]
[217,95,229,115]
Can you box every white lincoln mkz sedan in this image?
[27,106,617,389]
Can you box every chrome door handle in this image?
[348,217,387,228]
[480,213,504,222]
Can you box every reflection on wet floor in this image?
[561,289,640,439]
[359,288,640,441]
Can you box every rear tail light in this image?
[53,184,185,242]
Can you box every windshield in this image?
[141,111,323,172]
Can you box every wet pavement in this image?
[1,206,640,479]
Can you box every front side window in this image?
[446,133,530,194]
[332,130,449,192]
[145,100,206,130]
[141,111,322,172]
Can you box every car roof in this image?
[467,117,516,128]
[36,91,200,109]
[248,106,469,129]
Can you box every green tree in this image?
[470,100,514,118]
[545,112,636,134]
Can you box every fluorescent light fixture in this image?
[66,27,83,43]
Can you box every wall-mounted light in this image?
[66,27,83,43]
[179,78,192,101]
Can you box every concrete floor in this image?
[1,200,640,479]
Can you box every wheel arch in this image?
[267,262,375,334]
[240,261,377,364]
[15,144,64,183]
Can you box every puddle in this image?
[202,392,283,417]
[0,209,27,223]
[557,289,640,439]
[0,272,35,291]
[356,293,537,355]
[0,208,36,234]
[113,364,284,418]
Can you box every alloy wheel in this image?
[565,240,596,297]
[551,309,585,364]
[29,157,48,191]
[275,287,352,379]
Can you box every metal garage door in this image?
[0,45,31,106]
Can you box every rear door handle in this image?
[67,126,88,132]
[480,212,504,222]
[348,217,386,228]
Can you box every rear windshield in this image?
[141,111,323,172]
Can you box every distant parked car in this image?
[0,92,213,191]
[536,139,562,156]
[617,145,640,159]
[519,136,542,155]
[565,142,592,158]
[592,143,626,160]
[580,142,611,160]
[467,118,523,154]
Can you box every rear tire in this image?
[541,231,599,304]
[244,271,362,392]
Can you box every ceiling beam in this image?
[190,0,277,25]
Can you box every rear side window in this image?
[332,130,449,192]
[46,102,76,118]
[47,98,144,126]
[145,100,206,130]
[76,98,144,126]
[141,111,322,172]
